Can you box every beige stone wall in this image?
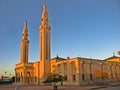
[78,58,120,86]
[50,58,80,86]
[15,57,120,86]
[33,62,40,85]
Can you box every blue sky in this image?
[0,0,120,76]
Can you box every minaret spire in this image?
[41,3,49,25]
[39,3,51,61]
[20,21,29,63]
[39,3,51,82]
[22,21,28,40]
[43,3,47,9]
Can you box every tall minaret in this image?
[39,3,51,82]
[20,22,29,63]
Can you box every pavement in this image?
[0,81,120,90]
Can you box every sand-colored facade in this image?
[15,4,120,86]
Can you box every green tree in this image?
[43,73,67,90]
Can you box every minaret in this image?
[39,3,51,82]
[20,22,29,63]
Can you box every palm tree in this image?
[5,71,7,76]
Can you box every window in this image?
[27,72,30,84]
[21,72,22,77]
[110,66,113,79]
[58,64,61,74]
[73,74,76,81]
[82,74,85,81]
[82,62,85,81]
[90,74,92,80]
[27,72,30,77]
[63,63,67,75]
[64,75,67,81]
[52,65,55,72]
[35,77,37,82]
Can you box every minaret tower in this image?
[20,22,29,63]
[39,3,51,82]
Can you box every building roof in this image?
[51,55,65,61]
[77,57,102,61]
[104,55,120,60]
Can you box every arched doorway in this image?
[26,72,30,84]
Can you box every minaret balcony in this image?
[39,24,51,30]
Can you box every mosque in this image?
[15,3,120,86]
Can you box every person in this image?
[15,84,18,90]
[54,85,58,90]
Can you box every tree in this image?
[43,73,67,90]
[10,76,15,83]
[5,71,7,76]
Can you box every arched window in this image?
[27,72,30,77]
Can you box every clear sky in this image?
[0,0,120,76]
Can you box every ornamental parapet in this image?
[15,63,33,68]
